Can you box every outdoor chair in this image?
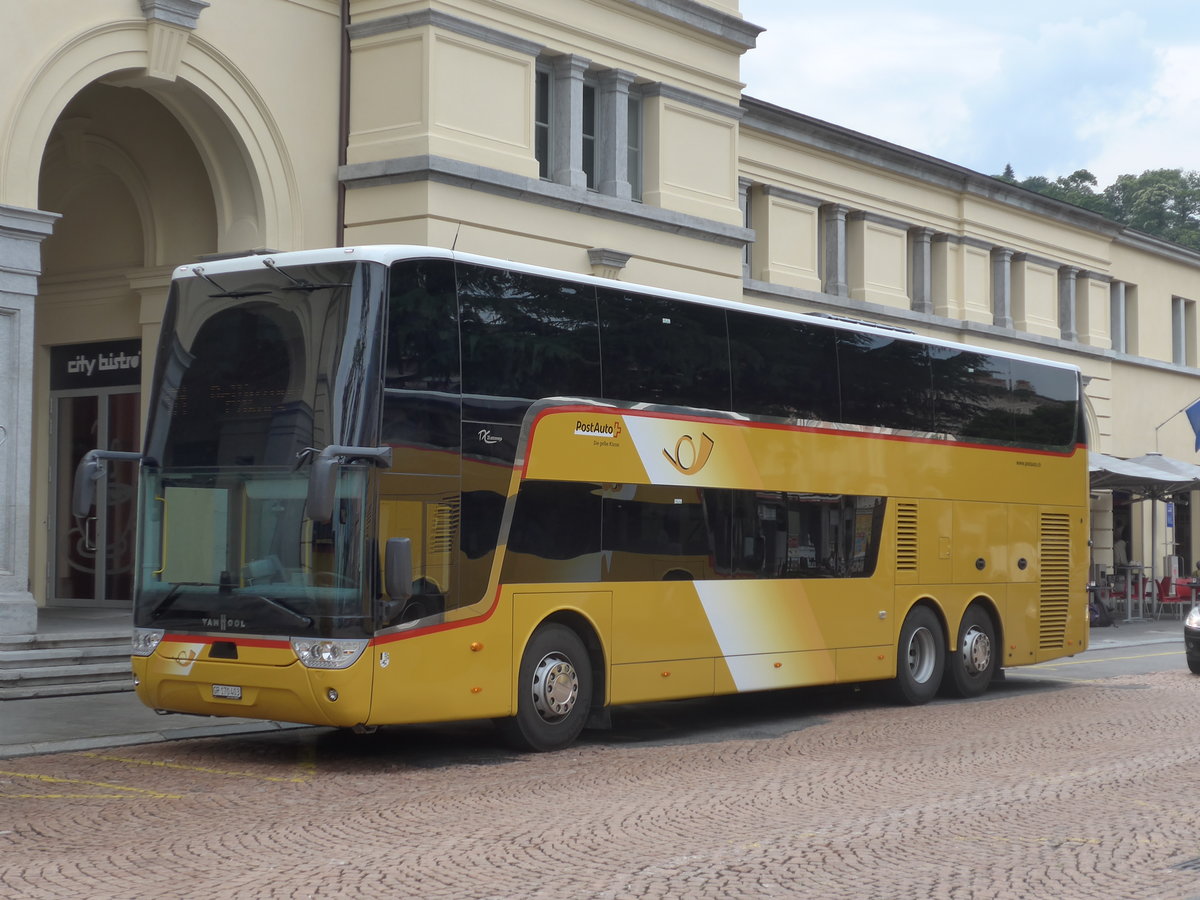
[1155,577,1193,619]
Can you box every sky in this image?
[737,1,1200,188]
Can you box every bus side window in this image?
[728,312,839,424]
[837,334,933,432]
[599,289,731,412]
[457,264,600,424]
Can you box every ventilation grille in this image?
[1039,513,1072,649]
[896,502,918,572]
[429,502,460,555]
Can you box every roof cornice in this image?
[619,0,763,50]
[740,95,1124,239]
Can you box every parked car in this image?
[1185,606,1200,674]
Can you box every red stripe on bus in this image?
[372,585,504,646]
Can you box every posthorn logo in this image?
[662,432,715,476]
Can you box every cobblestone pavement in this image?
[3,671,1200,900]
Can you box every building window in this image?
[627,92,643,201]
[1111,282,1138,354]
[582,82,596,189]
[535,69,551,180]
[1172,296,1196,366]
[534,57,640,201]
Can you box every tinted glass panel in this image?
[837,333,933,431]
[728,312,839,422]
[603,484,714,581]
[600,289,730,410]
[1010,360,1078,449]
[386,260,460,392]
[497,480,884,583]
[385,260,462,474]
[459,264,600,423]
[929,347,1013,443]
[155,262,381,467]
[728,492,886,579]
[459,422,518,607]
[503,481,603,583]
[381,392,461,475]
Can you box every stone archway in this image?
[0,12,301,629]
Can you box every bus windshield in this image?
[133,260,385,638]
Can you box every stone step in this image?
[0,632,129,653]
[0,678,134,701]
[0,661,132,689]
[0,644,130,669]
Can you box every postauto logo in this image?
[574,418,623,439]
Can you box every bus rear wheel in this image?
[940,605,997,699]
[496,623,592,752]
[889,605,944,705]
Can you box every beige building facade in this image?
[2,0,1198,641]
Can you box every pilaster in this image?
[0,205,58,639]
[991,247,1014,329]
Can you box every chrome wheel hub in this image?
[961,624,992,675]
[531,652,579,722]
[906,625,937,684]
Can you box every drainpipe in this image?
[336,0,350,247]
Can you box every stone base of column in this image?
[0,592,38,641]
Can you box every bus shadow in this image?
[198,673,1079,771]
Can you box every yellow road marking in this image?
[1022,649,1180,670]
[82,753,311,783]
[0,769,183,799]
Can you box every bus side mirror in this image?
[305,444,393,524]
[73,452,103,518]
[385,537,413,603]
[72,449,143,517]
[306,453,340,525]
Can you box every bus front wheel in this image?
[889,605,944,705]
[940,605,997,699]
[496,623,592,752]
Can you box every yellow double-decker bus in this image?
[75,246,1089,751]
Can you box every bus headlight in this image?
[132,628,165,657]
[291,638,369,669]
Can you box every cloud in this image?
[741,9,1005,161]
[738,2,1200,187]
[1079,44,1200,183]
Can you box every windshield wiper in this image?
[262,258,351,292]
[242,593,314,628]
[150,582,217,619]
[192,267,272,299]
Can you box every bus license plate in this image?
[212,684,242,700]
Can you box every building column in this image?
[910,227,934,314]
[990,247,1014,329]
[1059,266,1079,342]
[0,205,57,639]
[596,69,635,200]
[821,204,849,298]
[551,54,589,189]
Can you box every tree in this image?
[1102,169,1200,250]
[997,166,1200,251]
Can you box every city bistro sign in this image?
[50,339,142,391]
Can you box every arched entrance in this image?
[16,26,300,613]
[37,80,220,607]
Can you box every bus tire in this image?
[496,623,592,752]
[889,605,944,705]
[940,604,997,699]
